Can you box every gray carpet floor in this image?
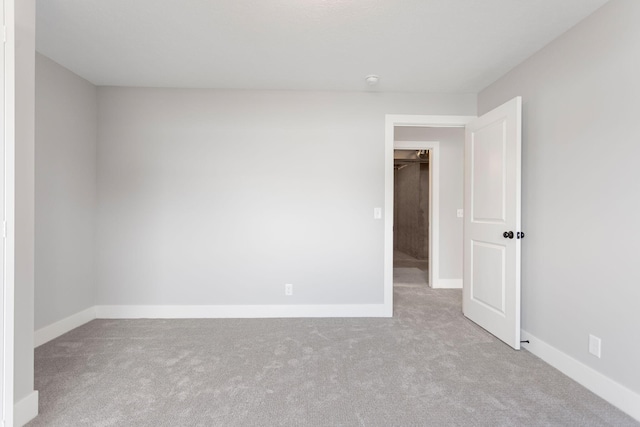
[393,250,428,272]
[30,287,637,427]
[393,267,428,287]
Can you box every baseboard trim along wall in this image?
[33,304,390,348]
[432,279,462,289]
[14,391,39,427]
[521,330,640,422]
[94,304,390,319]
[34,307,97,347]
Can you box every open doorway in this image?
[391,139,441,291]
[383,115,474,315]
[393,149,430,287]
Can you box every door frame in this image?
[384,115,475,314]
[2,0,15,424]
[393,141,439,289]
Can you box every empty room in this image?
[2,0,639,426]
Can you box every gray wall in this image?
[96,88,475,305]
[14,0,36,406]
[478,0,640,394]
[35,53,97,330]
[394,127,464,280]
[394,163,429,259]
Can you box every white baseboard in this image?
[33,304,390,346]
[14,391,38,427]
[521,330,640,422]
[34,307,97,347]
[95,303,390,319]
[32,303,388,342]
[432,279,462,289]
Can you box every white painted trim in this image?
[433,279,463,289]
[386,115,476,128]
[385,115,474,313]
[95,304,390,319]
[34,307,96,348]
[521,330,640,422]
[394,140,440,290]
[384,116,395,317]
[13,391,37,427]
[2,1,15,426]
[34,303,391,343]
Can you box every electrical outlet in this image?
[457,209,464,218]
[285,283,293,296]
[588,334,602,358]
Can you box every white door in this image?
[463,96,522,350]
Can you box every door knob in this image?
[503,231,514,239]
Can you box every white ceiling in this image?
[36,0,610,93]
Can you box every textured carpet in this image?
[393,250,428,272]
[30,287,637,427]
[393,267,428,287]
